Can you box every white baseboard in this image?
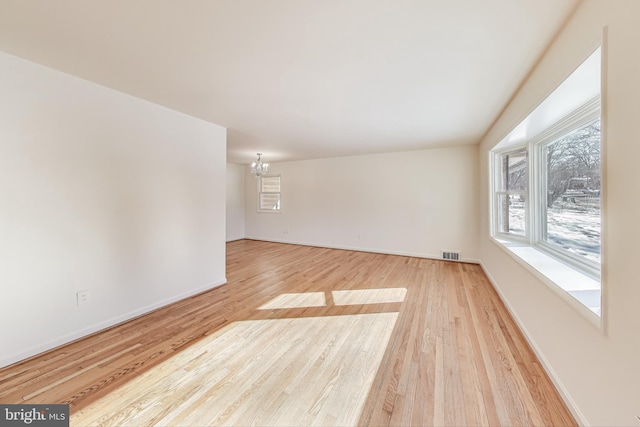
[479,263,589,426]
[243,236,480,264]
[0,279,227,369]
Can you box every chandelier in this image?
[251,153,269,177]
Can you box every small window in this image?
[258,175,281,212]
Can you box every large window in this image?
[494,100,601,270]
[491,96,602,317]
[490,47,602,320]
[541,117,601,266]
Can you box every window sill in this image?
[491,237,602,329]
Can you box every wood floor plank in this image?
[0,240,577,426]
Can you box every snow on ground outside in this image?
[508,201,600,264]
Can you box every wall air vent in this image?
[442,251,460,261]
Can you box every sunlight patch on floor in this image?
[258,292,326,310]
[258,288,408,310]
[332,287,407,306]
[71,312,398,427]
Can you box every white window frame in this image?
[530,98,601,279]
[257,174,281,213]
[490,96,602,320]
[493,148,529,243]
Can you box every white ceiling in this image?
[0,0,579,164]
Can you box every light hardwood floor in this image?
[0,240,576,426]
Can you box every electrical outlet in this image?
[77,290,91,306]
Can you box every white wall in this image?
[226,163,245,241]
[479,1,640,425]
[0,51,227,368]
[245,146,479,262]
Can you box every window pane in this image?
[260,193,280,210]
[497,194,526,236]
[500,151,527,191]
[261,176,280,192]
[544,118,601,263]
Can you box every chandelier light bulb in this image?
[251,153,269,176]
